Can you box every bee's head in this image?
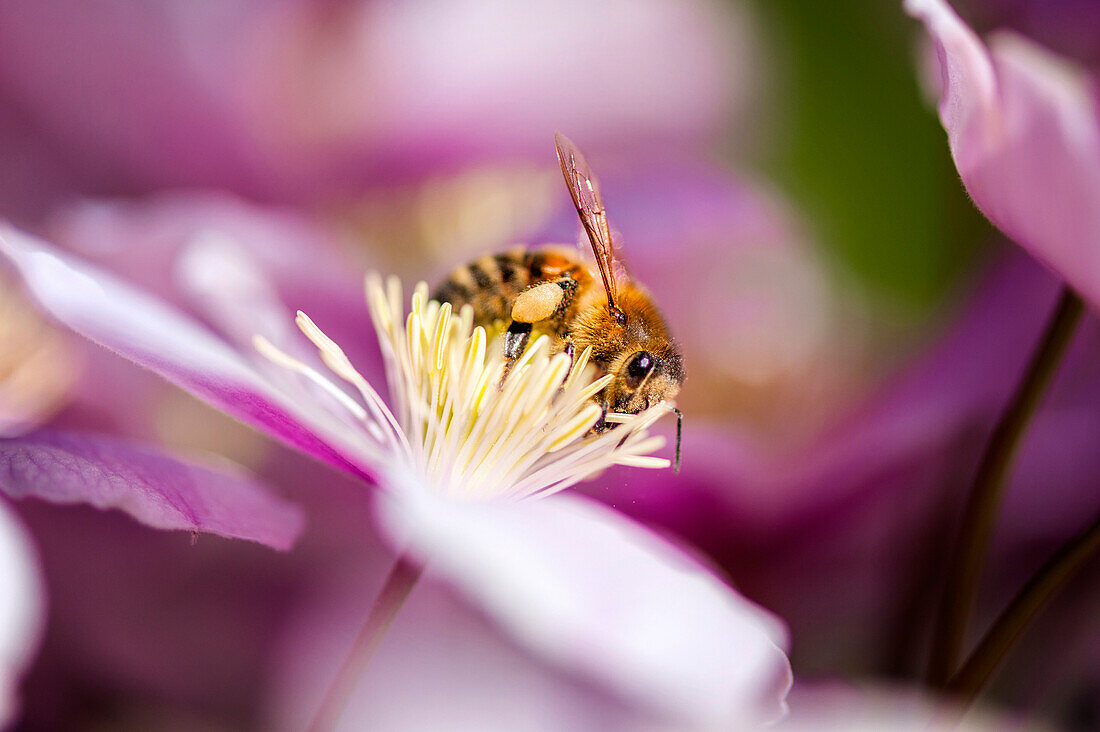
[606,346,684,414]
[585,286,683,415]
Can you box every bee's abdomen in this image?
[434,248,533,325]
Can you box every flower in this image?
[904,0,1100,311]
[0,224,792,726]
[0,499,44,727]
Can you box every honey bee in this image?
[434,132,683,469]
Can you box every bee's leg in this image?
[670,406,682,473]
[593,399,610,433]
[552,275,579,314]
[500,321,532,387]
[503,320,532,360]
[504,275,579,388]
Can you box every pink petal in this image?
[906,0,1100,309]
[377,486,792,727]
[1,431,303,550]
[0,500,45,727]
[0,226,374,478]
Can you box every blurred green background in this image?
[746,0,992,313]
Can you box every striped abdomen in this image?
[433,246,591,330]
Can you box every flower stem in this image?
[309,553,425,732]
[944,510,1100,710]
[927,286,1084,687]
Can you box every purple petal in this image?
[0,430,303,550]
[0,500,45,727]
[377,486,792,727]
[906,0,1100,311]
[0,226,374,478]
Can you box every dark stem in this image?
[926,286,1084,687]
[943,511,1100,709]
[308,554,425,731]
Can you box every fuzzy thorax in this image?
[255,274,672,500]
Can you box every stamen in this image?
[562,345,593,390]
[612,454,671,469]
[259,273,674,501]
[293,312,410,460]
[545,403,604,452]
[252,335,370,424]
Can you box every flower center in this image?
[256,274,671,500]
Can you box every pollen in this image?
[256,274,671,500]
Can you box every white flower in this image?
[1,225,791,728]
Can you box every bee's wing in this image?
[555,131,620,311]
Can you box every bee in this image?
[434,132,683,470]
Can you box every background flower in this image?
[0,0,750,216]
[905,0,1100,311]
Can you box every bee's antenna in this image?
[669,405,682,473]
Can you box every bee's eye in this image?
[624,351,654,389]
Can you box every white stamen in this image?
[256,274,674,500]
[293,311,411,460]
[252,335,370,424]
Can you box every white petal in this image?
[0,226,385,477]
[377,481,792,727]
[268,572,685,731]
